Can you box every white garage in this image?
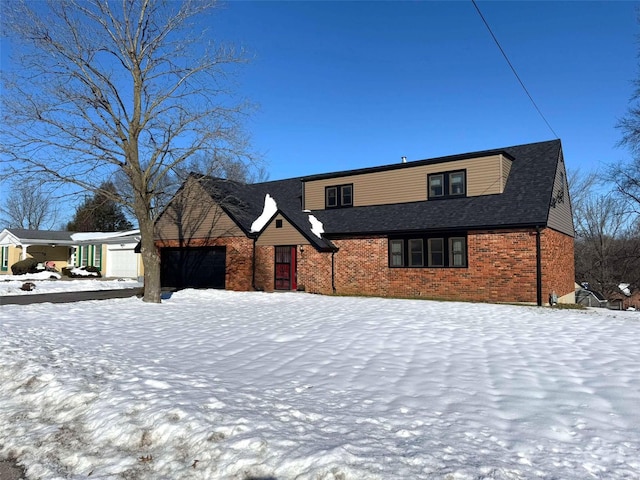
[71,230,142,279]
[106,244,139,278]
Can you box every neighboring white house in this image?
[0,228,143,279]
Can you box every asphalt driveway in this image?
[0,288,143,306]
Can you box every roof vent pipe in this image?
[401,156,407,163]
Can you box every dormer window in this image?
[450,172,465,196]
[325,184,353,209]
[428,170,466,199]
[429,174,444,198]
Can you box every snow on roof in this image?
[70,230,140,242]
[250,194,278,233]
[308,214,324,238]
[619,283,631,296]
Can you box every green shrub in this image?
[10,258,39,275]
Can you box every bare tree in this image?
[615,29,640,217]
[0,180,59,230]
[573,192,636,297]
[1,0,256,302]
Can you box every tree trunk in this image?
[137,208,162,303]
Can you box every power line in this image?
[471,0,559,139]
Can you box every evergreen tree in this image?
[67,183,133,232]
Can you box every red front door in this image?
[274,246,297,290]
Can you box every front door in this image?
[274,246,297,290]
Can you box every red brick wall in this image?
[318,229,571,304]
[254,245,335,294]
[158,227,575,304]
[156,236,254,291]
[297,246,334,294]
[312,231,540,302]
[254,245,274,291]
[541,227,576,301]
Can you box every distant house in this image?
[155,139,575,305]
[0,228,143,278]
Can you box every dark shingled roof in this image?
[195,139,563,249]
[313,140,562,236]
[5,229,76,242]
[196,176,336,251]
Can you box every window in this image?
[449,237,466,267]
[77,245,102,269]
[1,246,8,271]
[389,239,404,267]
[450,172,465,196]
[428,238,444,267]
[341,185,353,206]
[326,187,338,208]
[408,239,424,267]
[429,174,444,198]
[428,170,466,199]
[275,219,283,228]
[94,245,102,269]
[388,234,467,268]
[325,184,354,209]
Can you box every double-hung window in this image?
[389,239,404,267]
[325,184,353,209]
[449,237,466,267]
[408,239,424,267]
[428,170,466,199]
[427,238,444,267]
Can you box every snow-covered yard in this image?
[1,290,638,479]
[0,274,142,296]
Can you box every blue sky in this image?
[1,1,638,226]
[207,0,639,181]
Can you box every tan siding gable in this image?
[155,178,244,243]
[547,152,575,237]
[501,155,513,193]
[304,154,508,210]
[256,214,310,246]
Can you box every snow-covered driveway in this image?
[1,290,639,479]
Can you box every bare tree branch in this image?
[1,0,260,302]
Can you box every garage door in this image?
[161,247,226,290]
[107,248,138,278]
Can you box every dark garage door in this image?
[161,247,226,289]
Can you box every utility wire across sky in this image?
[471,0,560,139]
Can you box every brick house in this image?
[155,139,575,305]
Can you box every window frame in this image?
[408,238,424,267]
[1,246,8,271]
[325,186,338,208]
[428,170,467,200]
[429,174,444,198]
[325,183,354,209]
[449,171,466,196]
[77,244,102,269]
[388,234,468,269]
[449,237,467,267]
[427,238,445,267]
[389,239,404,267]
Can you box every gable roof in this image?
[0,228,141,246]
[195,175,336,250]
[186,139,568,250]
[0,229,77,246]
